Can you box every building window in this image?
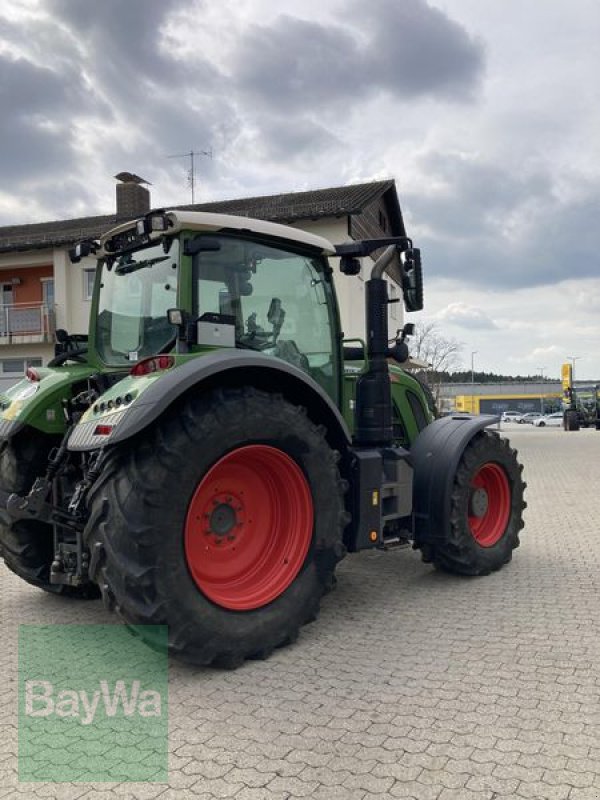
[378,210,388,232]
[1,358,42,374]
[389,283,398,320]
[2,359,25,373]
[83,269,95,301]
[41,278,55,308]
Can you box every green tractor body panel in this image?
[342,361,432,445]
[70,349,352,452]
[0,364,98,436]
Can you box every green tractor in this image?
[0,209,525,667]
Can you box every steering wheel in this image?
[236,333,273,351]
[273,340,310,372]
[48,348,89,367]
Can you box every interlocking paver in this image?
[342,772,395,793]
[419,768,469,790]
[265,775,319,795]
[389,781,442,800]
[541,767,594,788]
[570,790,600,800]
[370,761,423,782]
[516,782,572,799]
[3,428,600,799]
[438,789,493,800]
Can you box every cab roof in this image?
[99,210,336,256]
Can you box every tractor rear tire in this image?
[0,432,99,598]
[422,431,525,576]
[84,387,348,667]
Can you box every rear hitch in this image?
[49,449,106,587]
[50,539,89,587]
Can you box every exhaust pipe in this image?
[353,246,397,446]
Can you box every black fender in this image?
[410,414,500,543]
[68,350,351,452]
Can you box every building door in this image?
[42,279,55,308]
[0,284,14,336]
[41,278,55,338]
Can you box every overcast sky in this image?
[1,0,599,379]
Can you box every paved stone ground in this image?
[2,425,600,799]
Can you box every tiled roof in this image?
[179,180,398,222]
[0,214,118,254]
[0,180,400,253]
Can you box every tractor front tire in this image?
[0,432,99,598]
[423,431,525,576]
[84,387,348,667]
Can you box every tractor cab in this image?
[73,210,344,403]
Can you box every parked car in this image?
[517,412,543,424]
[533,411,564,427]
[501,410,523,422]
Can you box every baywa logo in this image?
[19,625,168,783]
[25,679,162,726]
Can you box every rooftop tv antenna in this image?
[167,149,212,204]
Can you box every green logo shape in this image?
[19,624,168,783]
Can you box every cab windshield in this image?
[95,238,179,365]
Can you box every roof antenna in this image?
[167,149,212,204]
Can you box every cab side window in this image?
[194,236,339,401]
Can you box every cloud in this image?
[355,0,485,101]
[47,0,195,89]
[0,0,484,218]
[0,51,105,182]
[233,1,484,113]
[509,345,564,365]
[405,151,600,290]
[575,285,600,313]
[435,302,497,330]
[232,16,358,111]
[0,0,231,215]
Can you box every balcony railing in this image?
[0,302,56,343]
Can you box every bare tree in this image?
[410,322,463,406]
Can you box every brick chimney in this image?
[114,172,151,220]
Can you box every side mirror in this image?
[402,249,424,312]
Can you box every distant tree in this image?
[409,322,463,404]
[442,371,554,384]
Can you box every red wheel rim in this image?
[468,462,511,547]
[184,445,313,610]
